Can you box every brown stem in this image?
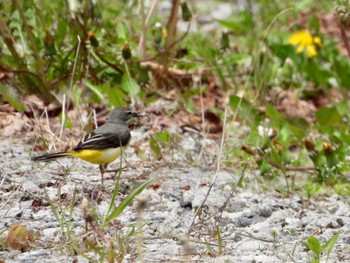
[339,22,350,59]
[94,50,124,75]
[163,0,180,74]
[166,22,190,51]
[0,66,47,89]
[90,223,111,249]
[166,0,180,50]
[48,74,73,87]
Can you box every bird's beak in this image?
[132,111,147,118]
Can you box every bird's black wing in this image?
[73,132,130,150]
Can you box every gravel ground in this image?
[1,136,350,263]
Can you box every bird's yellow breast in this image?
[70,148,124,165]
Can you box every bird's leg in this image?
[104,167,122,181]
[105,168,122,173]
[99,164,108,184]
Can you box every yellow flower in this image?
[288,30,321,58]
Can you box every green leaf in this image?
[257,159,273,175]
[216,225,223,255]
[184,98,196,114]
[335,100,348,116]
[217,10,252,33]
[269,43,295,61]
[193,37,228,90]
[104,178,156,224]
[121,74,141,97]
[265,104,285,128]
[316,107,342,127]
[226,52,250,65]
[0,83,25,111]
[137,66,150,85]
[150,136,162,160]
[55,19,68,48]
[86,82,126,107]
[287,118,309,139]
[305,60,332,87]
[108,88,126,107]
[324,232,339,262]
[11,10,20,21]
[332,57,350,87]
[24,8,36,28]
[105,169,123,221]
[86,82,105,103]
[204,238,215,255]
[155,131,172,147]
[306,236,323,256]
[229,95,260,124]
[296,0,316,11]
[279,125,292,142]
[116,22,130,42]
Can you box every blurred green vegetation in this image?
[1,0,350,196]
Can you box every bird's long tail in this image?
[31,152,71,162]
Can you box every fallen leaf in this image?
[4,224,35,251]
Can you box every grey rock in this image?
[258,206,274,218]
[336,217,345,227]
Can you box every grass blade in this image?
[103,178,156,225]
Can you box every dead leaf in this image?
[4,224,35,251]
[0,112,32,138]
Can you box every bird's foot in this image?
[104,168,123,181]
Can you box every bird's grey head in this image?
[107,107,142,123]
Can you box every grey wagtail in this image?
[31,107,143,183]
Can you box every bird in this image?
[31,107,143,183]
